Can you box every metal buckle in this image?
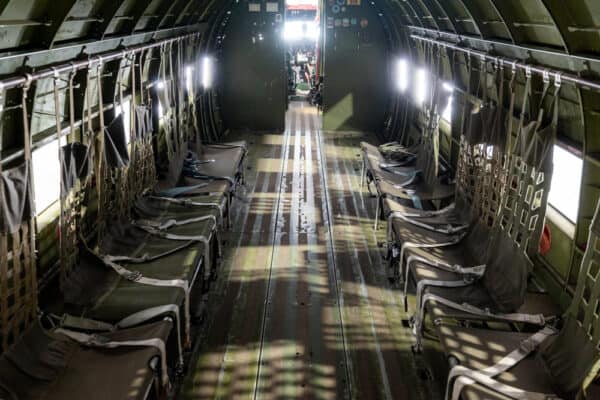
[543,70,550,84]
[87,334,110,346]
[124,270,142,282]
[519,338,537,354]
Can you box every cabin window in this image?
[32,137,66,213]
[185,66,194,96]
[115,99,131,145]
[414,68,428,104]
[548,145,583,224]
[283,20,319,42]
[441,82,453,123]
[202,57,214,89]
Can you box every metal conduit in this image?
[0,32,201,91]
[410,33,600,92]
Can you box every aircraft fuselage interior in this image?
[1,0,600,399]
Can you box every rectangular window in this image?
[547,145,583,223]
[32,137,66,213]
[115,99,131,145]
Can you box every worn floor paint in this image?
[182,102,438,399]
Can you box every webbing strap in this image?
[404,254,485,311]
[416,279,474,324]
[379,163,421,175]
[420,291,547,329]
[99,254,191,343]
[55,328,170,388]
[399,236,466,283]
[148,195,224,214]
[184,171,236,186]
[59,304,183,365]
[396,203,457,218]
[204,143,247,151]
[446,326,558,400]
[134,214,217,231]
[389,211,469,235]
[390,173,420,189]
[157,183,210,198]
[134,224,213,281]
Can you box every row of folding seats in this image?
[361,71,600,398]
[0,98,247,399]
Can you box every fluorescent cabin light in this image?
[397,59,409,92]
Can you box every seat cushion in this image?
[437,324,556,398]
[0,320,171,400]
[392,216,466,249]
[385,198,470,232]
[539,317,600,399]
[64,198,220,322]
[195,144,245,181]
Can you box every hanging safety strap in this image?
[446,326,558,400]
[513,67,533,155]
[506,62,518,152]
[22,77,38,270]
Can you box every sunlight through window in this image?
[202,56,214,89]
[185,66,194,94]
[115,99,131,145]
[548,145,583,223]
[283,20,320,42]
[441,82,454,122]
[33,137,66,212]
[415,68,428,105]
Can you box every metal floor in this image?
[182,102,439,399]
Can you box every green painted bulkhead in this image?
[321,2,389,132]
[220,0,287,132]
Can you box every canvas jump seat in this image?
[383,66,558,352]
[0,81,174,400]
[361,44,458,231]
[153,42,248,229]
[440,200,600,400]
[1,46,248,399]
[398,66,563,351]
[385,56,517,286]
[53,62,220,364]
